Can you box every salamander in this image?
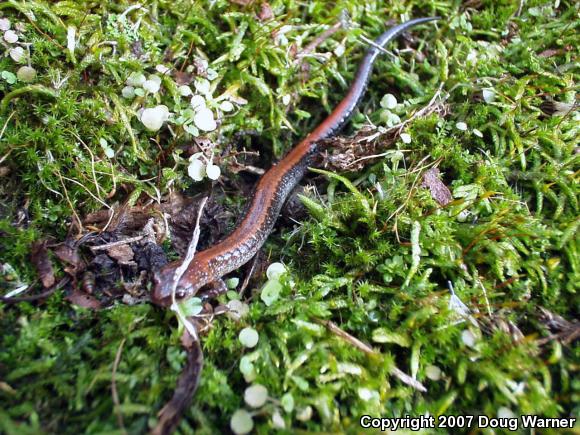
[152,17,439,306]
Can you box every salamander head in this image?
[151,261,209,307]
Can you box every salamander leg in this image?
[200,278,228,301]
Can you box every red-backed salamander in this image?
[152,17,439,306]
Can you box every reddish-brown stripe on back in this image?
[151,17,439,306]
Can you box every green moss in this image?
[1,0,578,433]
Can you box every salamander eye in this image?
[176,287,187,298]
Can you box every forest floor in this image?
[0,1,578,434]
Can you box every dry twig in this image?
[152,197,209,435]
[293,21,343,66]
[151,336,204,435]
[239,252,260,298]
[0,277,70,304]
[89,235,145,252]
[319,319,427,392]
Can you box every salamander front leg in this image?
[200,279,228,301]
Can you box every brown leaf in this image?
[229,0,253,5]
[493,317,524,341]
[67,290,102,309]
[31,241,55,288]
[288,42,298,59]
[538,45,573,58]
[160,194,233,257]
[258,2,274,21]
[83,204,151,232]
[421,167,452,206]
[174,71,193,86]
[540,100,575,116]
[321,126,392,171]
[538,48,560,58]
[106,244,135,265]
[538,307,576,331]
[53,241,84,274]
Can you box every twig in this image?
[322,319,377,355]
[23,16,65,50]
[536,307,580,346]
[170,197,210,340]
[514,0,525,18]
[3,283,30,299]
[0,277,69,304]
[319,319,427,392]
[0,112,15,148]
[179,40,195,73]
[349,83,446,146]
[386,156,440,241]
[242,165,266,175]
[294,22,342,66]
[230,162,266,176]
[358,35,396,59]
[152,336,204,435]
[536,327,580,346]
[106,161,118,199]
[390,367,427,393]
[112,338,127,434]
[239,253,260,298]
[90,235,144,252]
[151,199,209,434]
[394,83,446,134]
[347,150,411,168]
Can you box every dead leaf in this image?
[538,46,573,58]
[84,203,151,232]
[321,126,391,171]
[161,195,232,257]
[538,48,560,58]
[67,290,102,309]
[539,307,577,332]
[537,307,580,345]
[174,71,193,86]
[288,43,298,59]
[540,100,575,116]
[106,244,135,265]
[422,167,452,206]
[258,2,274,21]
[53,241,84,275]
[31,241,55,288]
[493,317,524,341]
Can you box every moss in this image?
[1,0,579,433]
